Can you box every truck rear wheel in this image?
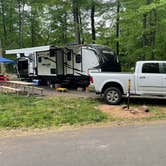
[104,87,122,105]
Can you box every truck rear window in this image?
[142,63,159,73]
[160,63,166,73]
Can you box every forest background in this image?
[0,0,166,70]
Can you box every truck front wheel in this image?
[104,87,122,105]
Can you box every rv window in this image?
[20,53,25,57]
[67,51,72,61]
[76,54,82,63]
[50,68,56,74]
[38,57,42,63]
[50,50,56,57]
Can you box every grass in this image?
[0,94,166,129]
[0,94,107,128]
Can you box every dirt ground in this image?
[42,87,152,119]
[5,74,96,98]
[43,87,152,119]
[43,86,97,98]
[98,105,152,119]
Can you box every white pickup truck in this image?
[90,61,166,104]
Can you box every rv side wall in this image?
[82,48,99,75]
[37,51,57,76]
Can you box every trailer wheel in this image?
[104,87,122,105]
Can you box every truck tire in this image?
[104,87,122,105]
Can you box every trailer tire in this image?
[104,87,122,105]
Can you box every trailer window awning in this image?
[0,57,15,63]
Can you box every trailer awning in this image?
[0,57,15,63]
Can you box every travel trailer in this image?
[6,44,121,87]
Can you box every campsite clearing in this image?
[0,92,166,130]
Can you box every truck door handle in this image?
[140,76,146,79]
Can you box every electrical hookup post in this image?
[0,39,5,74]
[127,79,131,109]
[0,40,2,73]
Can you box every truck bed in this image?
[91,72,135,94]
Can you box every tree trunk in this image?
[30,5,36,47]
[142,0,152,60]
[63,12,67,44]
[72,0,81,44]
[9,0,14,33]
[21,1,25,48]
[0,0,7,46]
[91,0,96,43]
[18,1,22,48]
[0,39,5,73]
[150,8,157,60]
[61,12,68,45]
[79,9,84,44]
[116,0,120,57]
[142,13,147,60]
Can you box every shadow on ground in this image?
[97,97,166,106]
[124,98,166,106]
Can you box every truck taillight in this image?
[90,76,94,84]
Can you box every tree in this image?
[17,0,26,48]
[0,0,7,48]
[72,0,81,44]
[116,0,120,57]
[91,0,96,43]
[0,0,165,72]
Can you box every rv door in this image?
[56,50,64,75]
[17,58,29,78]
[28,53,36,76]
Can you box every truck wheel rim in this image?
[106,90,119,103]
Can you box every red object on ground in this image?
[0,75,9,82]
[90,76,94,84]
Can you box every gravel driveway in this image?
[43,86,97,98]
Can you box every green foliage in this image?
[108,0,166,70]
[0,0,166,70]
[0,94,107,128]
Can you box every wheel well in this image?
[102,82,124,94]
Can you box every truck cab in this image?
[135,61,166,96]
